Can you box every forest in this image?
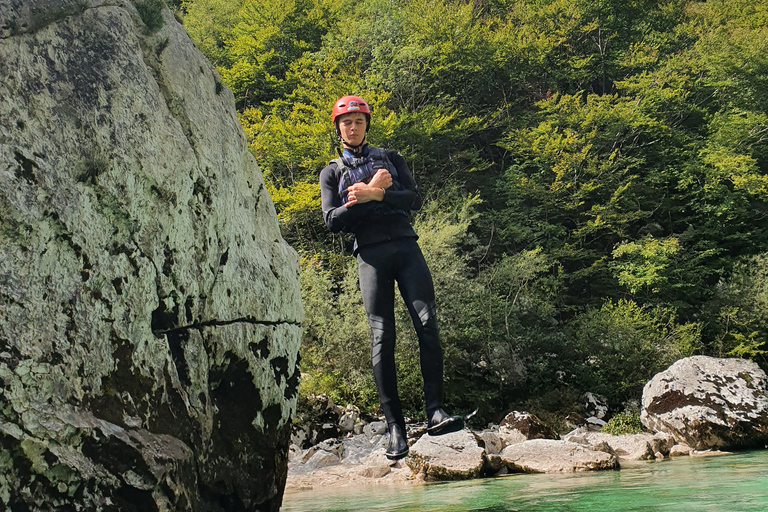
[172,0,768,427]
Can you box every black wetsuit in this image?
[319,145,444,431]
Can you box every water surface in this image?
[282,450,768,511]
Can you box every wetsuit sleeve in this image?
[383,151,422,211]
[320,163,368,233]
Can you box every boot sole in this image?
[385,447,409,460]
[427,417,464,436]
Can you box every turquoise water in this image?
[281,450,768,511]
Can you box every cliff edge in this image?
[0,1,302,509]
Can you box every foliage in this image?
[181,0,768,420]
[180,0,240,65]
[298,254,377,408]
[611,236,681,294]
[136,0,166,33]
[266,181,325,249]
[704,253,768,359]
[566,299,701,405]
[601,411,644,435]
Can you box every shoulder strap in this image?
[366,147,397,179]
[331,156,354,198]
[333,147,404,201]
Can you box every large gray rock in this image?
[406,430,486,481]
[641,356,768,450]
[499,411,559,440]
[0,0,301,510]
[500,439,619,473]
[562,429,675,460]
[497,426,527,448]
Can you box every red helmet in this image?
[331,95,371,127]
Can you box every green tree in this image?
[182,0,240,65]
[180,0,768,418]
[185,0,345,107]
[566,299,700,405]
[705,253,768,359]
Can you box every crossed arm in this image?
[343,168,393,207]
[320,151,422,233]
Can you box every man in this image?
[319,95,463,460]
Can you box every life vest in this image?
[333,146,408,218]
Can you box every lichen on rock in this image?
[0,0,302,509]
[641,356,768,450]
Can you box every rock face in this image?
[500,439,619,473]
[641,356,768,450]
[0,1,302,510]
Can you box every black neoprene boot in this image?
[385,423,409,460]
[427,408,464,436]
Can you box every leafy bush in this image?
[601,412,644,435]
[136,0,165,33]
[704,253,768,360]
[566,300,701,406]
[298,255,376,409]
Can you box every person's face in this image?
[337,112,367,147]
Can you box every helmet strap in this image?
[334,114,370,155]
[340,134,367,155]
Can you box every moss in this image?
[6,1,88,35]
[76,154,109,184]
[0,216,32,243]
[98,189,137,238]
[136,0,166,34]
[155,37,169,57]
[20,439,48,474]
[738,371,754,387]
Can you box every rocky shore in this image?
[286,356,768,491]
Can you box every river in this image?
[282,449,768,511]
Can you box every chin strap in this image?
[339,134,367,155]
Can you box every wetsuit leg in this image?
[357,243,403,429]
[393,239,444,416]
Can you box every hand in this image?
[343,181,385,208]
[368,168,393,190]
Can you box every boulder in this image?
[500,439,619,473]
[642,356,768,450]
[485,453,506,475]
[0,1,301,510]
[498,425,528,448]
[304,450,340,471]
[669,444,691,457]
[337,433,387,464]
[477,430,503,455]
[562,429,675,460]
[363,420,387,439]
[406,430,486,481]
[338,404,360,433]
[585,416,607,431]
[357,452,392,479]
[293,394,341,448]
[690,448,732,457]
[499,411,559,440]
[302,439,344,462]
[584,392,609,420]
